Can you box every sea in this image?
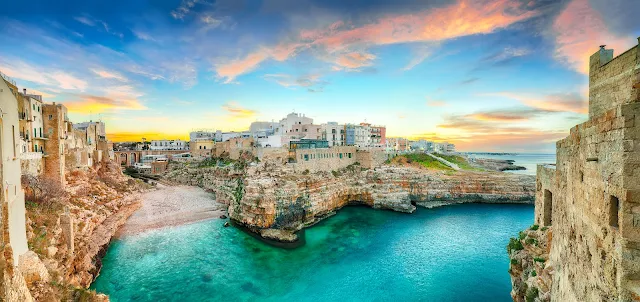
[91,204,534,301]
[465,153,556,175]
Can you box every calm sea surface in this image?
[466,153,556,175]
[92,204,533,301]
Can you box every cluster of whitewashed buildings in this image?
[141,112,455,155]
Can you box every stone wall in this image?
[355,149,389,169]
[289,146,357,173]
[533,164,556,227]
[19,153,43,176]
[42,104,66,185]
[519,40,640,302]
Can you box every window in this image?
[34,128,37,137]
[348,153,352,158]
[543,190,553,226]
[199,146,202,149]
[339,153,343,159]
[304,154,309,161]
[203,146,207,149]
[609,195,620,228]
[12,126,16,157]
[48,114,52,120]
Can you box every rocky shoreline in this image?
[165,161,536,244]
[470,158,527,171]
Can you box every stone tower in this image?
[533,38,640,301]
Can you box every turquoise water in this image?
[92,204,533,301]
[466,153,556,175]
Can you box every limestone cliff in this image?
[507,225,553,302]
[166,161,535,242]
[21,161,147,301]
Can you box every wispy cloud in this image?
[213,0,537,82]
[263,73,328,92]
[64,93,146,113]
[91,68,128,82]
[552,0,635,74]
[486,91,588,114]
[0,59,87,91]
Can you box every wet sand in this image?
[117,185,227,237]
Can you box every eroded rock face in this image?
[18,251,50,285]
[508,226,553,302]
[166,162,535,242]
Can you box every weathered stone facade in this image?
[288,146,357,172]
[42,103,67,184]
[512,40,640,301]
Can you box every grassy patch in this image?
[395,153,453,171]
[433,153,484,171]
[507,237,524,254]
[530,224,540,231]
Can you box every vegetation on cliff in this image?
[390,153,453,170]
[507,225,552,302]
[20,161,148,301]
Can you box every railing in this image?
[0,70,16,86]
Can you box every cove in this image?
[91,203,533,301]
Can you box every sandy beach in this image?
[117,185,227,236]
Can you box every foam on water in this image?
[91,204,533,301]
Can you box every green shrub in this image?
[331,170,339,177]
[533,257,546,263]
[302,169,310,175]
[525,286,539,302]
[518,231,526,240]
[541,226,548,231]
[531,270,537,277]
[507,237,524,254]
[525,237,538,245]
[510,258,519,265]
[530,224,539,231]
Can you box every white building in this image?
[275,112,313,135]
[411,140,434,152]
[321,122,345,146]
[434,142,456,153]
[190,130,216,142]
[150,139,188,150]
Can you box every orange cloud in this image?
[221,101,257,119]
[64,94,146,113]
[426,100,447,107]
[552,0,635,74]
[334,51,376,70]
[488,92,587,114]
[214,0,536,82]
[107,132,188,142]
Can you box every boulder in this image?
[18,251,50,284]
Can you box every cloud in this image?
[91,68,128,82]
[73,14,123,38]
[0,59,87,91]
[433,112,567,152]
[171,0,203,19]
[402,43,440,71]
[64,93,146,113]
[459,77,480,85]
[74,16,95,27]
[221,101,257,119]
[334,51,376,70]
[214,0,537,82]
[552,0,636,74]
[466,108,548,122]
[487,91,587,114]
[263,73,328,91]
[426,100,447,107]
[107,132,187,142]
[131,29,156,42]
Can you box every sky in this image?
[0,0,638,152]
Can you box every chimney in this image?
[23,88,26,95]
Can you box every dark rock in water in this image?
[224,222,230,227]
[472,158,526,172]
[220,214,227,219]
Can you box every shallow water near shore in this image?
[91,203,533,301]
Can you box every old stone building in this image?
[42,103,68,185]
[532,40,640,301]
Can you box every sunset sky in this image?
[1,0,638,152]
